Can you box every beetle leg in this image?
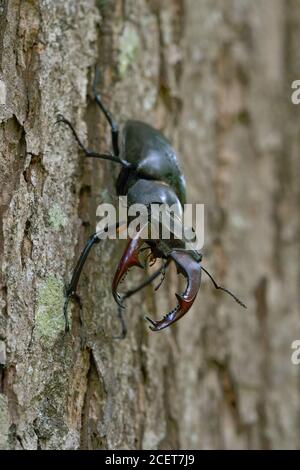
[63,233,100,332]
[56,114,129,168]
[113,261,169,340]
[93,66,120,156]
[64,222,126,332]
[154,263,167,291]
[114,300,127,340]
[145,250,202,331]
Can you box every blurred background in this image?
[0,0,299,449]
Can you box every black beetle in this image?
[57,70,246,338]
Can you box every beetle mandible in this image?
[57,70,246,338]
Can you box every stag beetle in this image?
[57,70,246,338]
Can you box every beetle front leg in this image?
[113,261,169,339]
[64,222,126,332]
[63,233,101,332]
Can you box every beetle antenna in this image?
[201,266,247,308]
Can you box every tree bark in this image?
[0,0,299,450]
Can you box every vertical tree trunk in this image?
[0,0,299,450]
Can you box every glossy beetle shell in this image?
[116,120,186,206]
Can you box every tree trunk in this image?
[0,0,299,450]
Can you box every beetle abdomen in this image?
[116,120,186,205]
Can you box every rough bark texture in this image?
[0,0,299,450]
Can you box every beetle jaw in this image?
[112,227,147,307]
[145,294,196,331]
[145,250,201,331]
[112,231,202,332]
